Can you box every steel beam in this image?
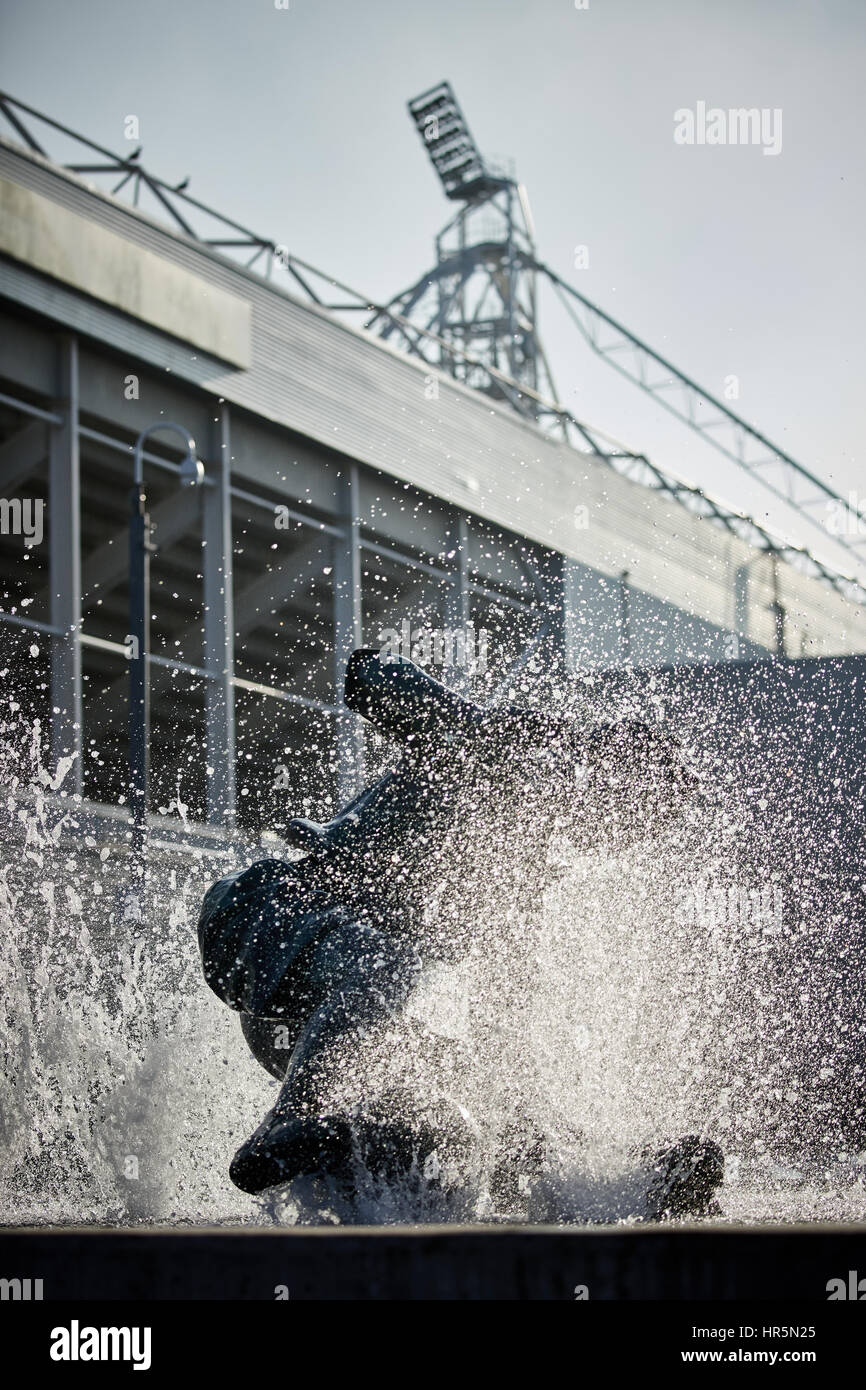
[442,512,470,692]
[619,570,633,664]
[527,548,566,671]
[48,334,82,795]
[562,561,627,673]
[202,403,236,829]
[127,476,150,878]
[333,465,364,801]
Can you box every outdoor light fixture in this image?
[178,452,206,488]
[407,81,500,202]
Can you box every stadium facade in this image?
[0,128,863,852]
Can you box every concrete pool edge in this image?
[2,1222,865,1299]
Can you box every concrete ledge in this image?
[0,176,252,367]
[2,1223,865,1300]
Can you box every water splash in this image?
[2,687,865,1228]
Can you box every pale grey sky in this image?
[2,0,864,578]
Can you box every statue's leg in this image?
[229,920,422,1193]
[278,919,422,1115]
[239,1011,303,1081]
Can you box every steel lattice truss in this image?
[543,265,866,554]
[2,88,864,608]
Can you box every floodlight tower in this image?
[370,83,562,426]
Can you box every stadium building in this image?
[0,91,863,857]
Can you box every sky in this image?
[2,0,864,581]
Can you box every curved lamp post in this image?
[129,423,204,896]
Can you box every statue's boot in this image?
[230,1093,473,1197]
[230,1113,355,1194]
